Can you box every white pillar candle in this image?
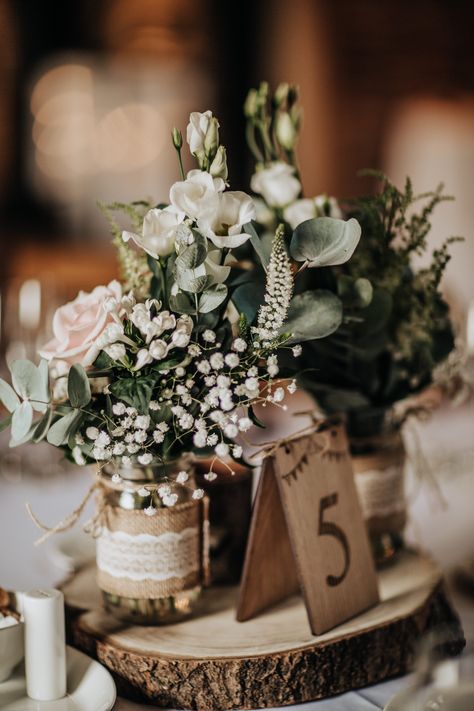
[23,588,67,700]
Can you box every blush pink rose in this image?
[39,280,122,367]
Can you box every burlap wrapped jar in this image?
[351,430,406,566]
[96,457,209,624]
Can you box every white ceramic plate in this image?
[0,645,116,710]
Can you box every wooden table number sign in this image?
[237,420,379,635]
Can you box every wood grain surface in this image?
[63,551,465,710]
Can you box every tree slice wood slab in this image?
[62,551,464,710]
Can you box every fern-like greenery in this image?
[297,173,460,436]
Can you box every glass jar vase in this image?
[96,457,209,625]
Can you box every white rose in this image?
[250,162,301,208]
[169,170,224,222]
[186,110,213,155]
[283,199,317,230]
[198,191,256,249]
[123,206,184,259]
[149,339,169,360]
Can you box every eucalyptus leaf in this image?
[205,252,231,285]
[0,379,20,413]
[198,284,227,313]
[176,231,207,270]
[47,410,81,447]
[231,282,265,324]
[68,364,91,408]
[337,275,373,308]
[11,400,34,441]
[32,407,54,443]
[290,217,361,267]
[169,292,196,315]
[283,290,343,343]
[36,359,50,412]
[176,270,211,294]
[244,221,270,268]
[10,360,42,400]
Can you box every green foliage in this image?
[290,217,361,267]
[175,231,207,270]
[68,364,91,408]
[198,284,228,313]
[109,375,155,414]
[98,200,151,292]
[299,174,459,435]
[0,380,20,413]
[47,410,82,447]
[283,290,343,343]
[243,222,271,268]
[11,401,33,441]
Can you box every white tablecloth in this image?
[1,404,473,710]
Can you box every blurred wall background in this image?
[0,0,472,346]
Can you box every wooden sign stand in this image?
[237,420,380,635]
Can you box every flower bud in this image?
[172,127,183,150]
[244,88,259,118]
[204,117,220,160]
[209,145,228,180]
[287,84,299,108]
[275,112,297,151]
[274,82,289,107]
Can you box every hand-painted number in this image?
[318,492,350,587]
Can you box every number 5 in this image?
[318,493,350,587]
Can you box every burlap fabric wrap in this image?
[352,432,406,536]
[97,496,210,599]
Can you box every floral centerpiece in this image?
[243,82,461,563]
[0,108,361,622]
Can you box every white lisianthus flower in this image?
[186,110,213,155]
[283,199,317,230]
[314,195,342,219]
[250,162,301,208]
[284,194,343,229]
[122,206,185,259]
[169,170,225,222]
[198,191,256,249]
